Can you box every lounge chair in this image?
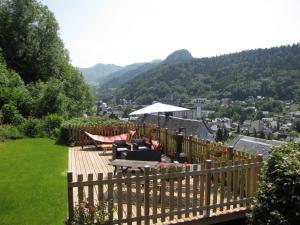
[82,130,135,151]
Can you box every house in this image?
[173,107,198,119]
[136,114,216,141]
[228,135,285,158]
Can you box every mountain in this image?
[99,61,162,90]
[79,63,122,86]
[113,44,300,104]
[164,49,193,63]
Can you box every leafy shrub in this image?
[0,125,23,141]
[1,103,24,125]
[42,114,63,138]
[22,117,43,137]
[68,201,115,225]
[248,143,300,225]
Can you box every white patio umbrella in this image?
[130,102,189,126]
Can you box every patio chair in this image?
[132,139,151,151]
[112,140,131,159]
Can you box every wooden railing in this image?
[67,156,263,224]
[67,123,257,162]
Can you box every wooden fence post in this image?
[165,128,168,154]
[157,126,161,142]
[67,172,74,223]
[188,135,193,163]
[205,140,211,160]
[227,146,234,160]
[205,160,212,217]
[176,132,184,160]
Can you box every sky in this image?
[40,0,300,68]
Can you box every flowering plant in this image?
[158,162,187,173]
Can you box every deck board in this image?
[68,146,250,225]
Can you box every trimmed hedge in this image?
[62,117,126,126]
[249,142,300,225]
[57,117,127,145]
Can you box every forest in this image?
[0,0,93,123]
[110,45,300,105]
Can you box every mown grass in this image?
[0,138,68,225]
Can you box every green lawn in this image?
[0,138,68,225]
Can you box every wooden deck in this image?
[68,146,114,180]
[68,147,256,225]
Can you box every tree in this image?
[0,0,67,82]
[215,127,223,142]
[256,111,264,120]
[223,128,229,141]
[249,143,300,225]
[293,120,300,132]
[236,124,240,134]
[0,0,94,119]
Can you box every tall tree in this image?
[0,0,67,82]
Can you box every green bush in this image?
[22,117,43,137]
[248,143,300,225]
[0,125,23,141]
[1,103,24,125]
[42,114,63,138]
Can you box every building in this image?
[136,114,215,141]
[228,135,285,159]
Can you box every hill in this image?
[99,61,161,89]
[164,49,193,63]
[79,63,122,86]
[113,44,300,104]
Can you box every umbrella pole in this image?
[158,112,160,127]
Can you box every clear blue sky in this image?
[40,0,300,68]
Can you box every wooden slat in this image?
[192,164,198,217]
[205,160,212,217]
[126,171,132,225]
[97,173,103,202]
[240,160,245,207]
[233,161,239,208]
[78,174,84,203]
[169,172,175,221]
[136,172,142,225]
[117,173,123,221]
[226,161,232,210]
[107,173,114,222]
[152,173,158,224]
[88,173,94,209]
[185,165,190,218]
[177,168,183,219]
[199,164,205,215]
[161,173,166,222]
[67,172,74,221]
[219,162,226,211]
[212,162,218,213]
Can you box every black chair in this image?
[122,150,162,162]
[112,140,131,159]
[132,139,151,151]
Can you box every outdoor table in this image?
[109,159,160,175]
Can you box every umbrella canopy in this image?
[130,102,189,115]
